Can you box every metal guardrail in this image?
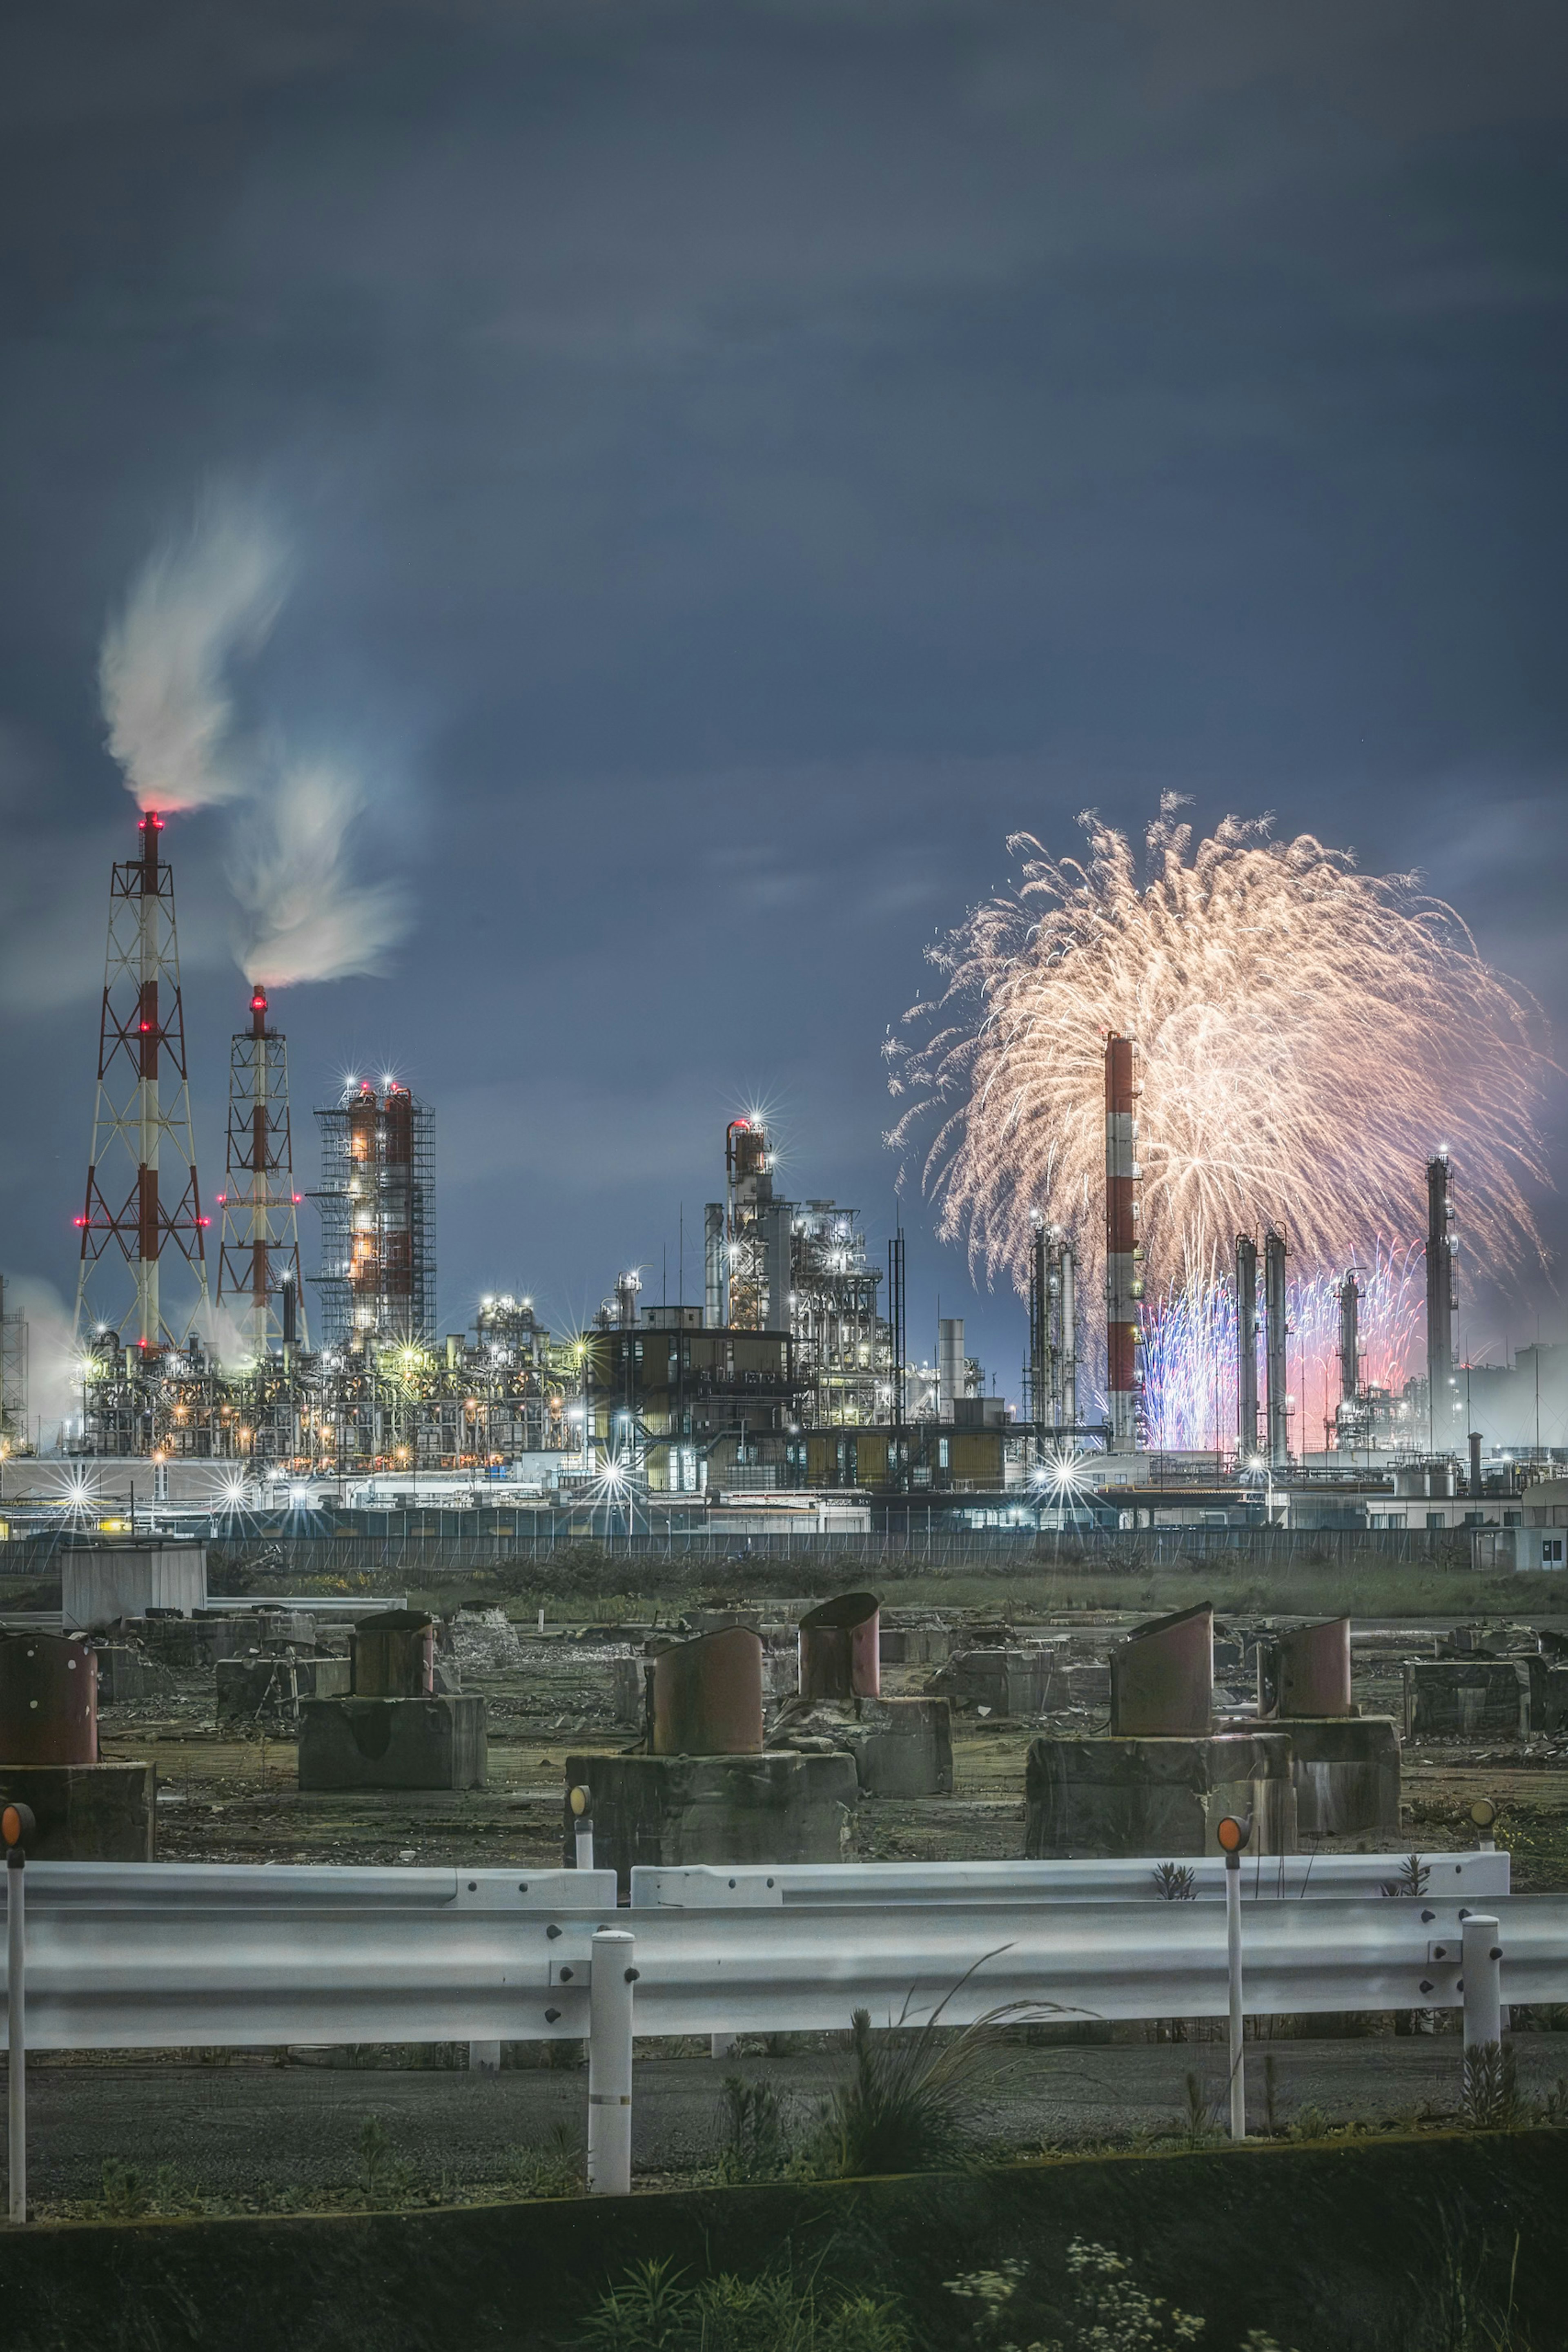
[1,1855,1556,2207]
[23,1864,616,1913]
[2,1888,1557,2049]
[630,1853,1513,1908]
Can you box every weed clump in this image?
[576,2257,907,2352]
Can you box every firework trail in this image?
[1138,1241,1425,1452]
[886,802,1552,1311]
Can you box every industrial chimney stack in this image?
[1425,1154,1455,1449]
[215,987,308,1352]
[1104,1034,1141,1452]
[74,809,210,1347]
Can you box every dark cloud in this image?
[2,0,1566,1384]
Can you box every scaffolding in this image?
[215,988,308,1351]
[311,1080,435,1352]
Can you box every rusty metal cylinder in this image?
[1110,1602,1214,1737]
[350,1610,434,1697]
[651,1627,763,1755]
[1274,1617,1353,1718]
[0,1633,98,1764]
[798,1591,880,1701]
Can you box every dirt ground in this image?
[91,1585,1568,1886]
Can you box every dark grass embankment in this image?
[2,2130,1563,2352]
[195,1543,1568,1627]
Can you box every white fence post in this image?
[587,1927,635,2196]
[1225,1848,1245,2140]
[6,1845,25,2224]
[1461,1914,1503,2051]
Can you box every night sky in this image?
[2,1,1566,1402]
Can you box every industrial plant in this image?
[0,802,1557,1567]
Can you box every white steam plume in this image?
[230,758,410,988]
[99,503,286,811]
[2,1278,84,1451]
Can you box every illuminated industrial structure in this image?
[215,988,307,1351]
[703,1117,894,1427]
[74,809,210,1346]
[312,1080,435,1351]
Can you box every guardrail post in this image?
[1217,1815,1250,2140]
[468,2040,501,2075]
[1461,1915,1502,2051]
[6,1829,27,2223]
[588,1927,635,2196]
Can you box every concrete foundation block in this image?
[1539,1665,1568,1734]
[878,1627,953,1668]
[0,1762,155,1859]
[297,1694,487,1792]
[936,1646,1108,1718]
[1025,1733,1297,1859]
[851,1695,954,1797]
[1410,1661,1531,1740]
[1280,1714,1401,1837]
[564,1750,859,1895]
[93,1646,165,1704]
[216,1655,352,1721]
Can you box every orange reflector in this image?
[1216,1814,1247,1852]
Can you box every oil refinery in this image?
[0,803,1562,1559]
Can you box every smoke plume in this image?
[230,757,409,987]
[99,502,286,811]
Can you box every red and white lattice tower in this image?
[215,986,307,1351]
[1104,1032,1143,1453]
[74,809,211,1345]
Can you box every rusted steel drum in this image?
[1274,1617,1353,1718]
[651,1627,764,1755]
[1110,1601,1213,1737]
[798,1591,880,1702]
[0,1632,98,1764]
[351,1609,434,1697]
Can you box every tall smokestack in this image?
[1425,1154,1454,1450]
[216,986,308,1351]
[1235,1234,1258,1458]
[1264,1227,1288,1468]
[1104,1034,1141,1452]
[1027,1213,1047,1432]
[1058,1239,1077,1435]
[75,809,210,1347]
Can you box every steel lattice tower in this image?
[74,809,210,1345]
[215,986,307,1351]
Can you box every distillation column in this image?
[1235,1233,1259,1459]
[1264,1228,1289,1468]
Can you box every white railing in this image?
[0,1855,1554,2212]
[629,1852,1512,1908]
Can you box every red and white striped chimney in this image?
[1104,1033,1141,1451]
